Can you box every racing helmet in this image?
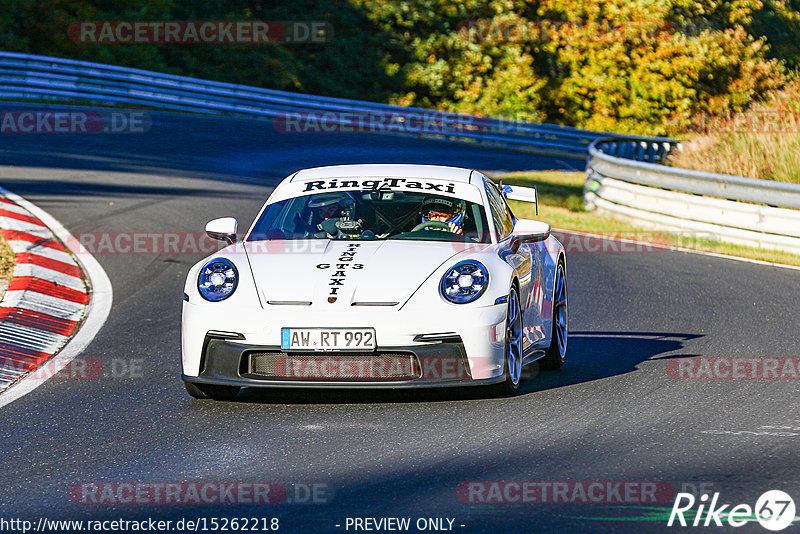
[307,193,349,220]
[420,197,466,232]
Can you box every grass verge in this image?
[497,170,800,268]
[0,233,15,296]
[668,79,800,184]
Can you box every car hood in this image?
[244,239,470,308]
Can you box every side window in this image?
[499,194,515,236]
[484,181,515,239]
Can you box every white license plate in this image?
[281,328,376,351]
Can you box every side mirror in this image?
[513,218,550,243]
[501,184,538,215]
[205,217,237,245]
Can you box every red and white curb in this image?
[0,186,111,406]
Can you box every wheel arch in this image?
[550,251,566,308]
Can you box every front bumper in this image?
[182,300,509,382]
[183,336,504,389]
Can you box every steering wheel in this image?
[411,220,450,232]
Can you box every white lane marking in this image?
[5,263,86,292]
[0,291,86,321]
[701,428,800,437]
[0,186,113,409]
[555,228,800,272]
[6,240,74,264]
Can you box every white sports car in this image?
[181,164,567,400]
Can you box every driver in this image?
[300,193,361,238]
[419,197,465,235]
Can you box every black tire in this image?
[540,260,567,370]
[491,286,523,396]
[184,381,241,401]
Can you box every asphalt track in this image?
[1,106,800,533]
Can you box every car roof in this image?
[290,164,479,184]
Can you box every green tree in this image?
[356,0,786,134]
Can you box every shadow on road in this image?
[232,331,702,405]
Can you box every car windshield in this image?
[248,190,491,243]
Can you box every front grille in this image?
[248,351,421,381]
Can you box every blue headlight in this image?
[198,258,238,302]
[440,261,489,304]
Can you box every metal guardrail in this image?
[0,52,675,160]
[586,138,800,255]
[13,52,793,253]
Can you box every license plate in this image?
[281,328,376,351]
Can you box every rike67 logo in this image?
[668,490,796,531]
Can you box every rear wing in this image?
[500,183,539,215]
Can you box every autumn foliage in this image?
[355,0,790,135]
[0,0,797,136]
